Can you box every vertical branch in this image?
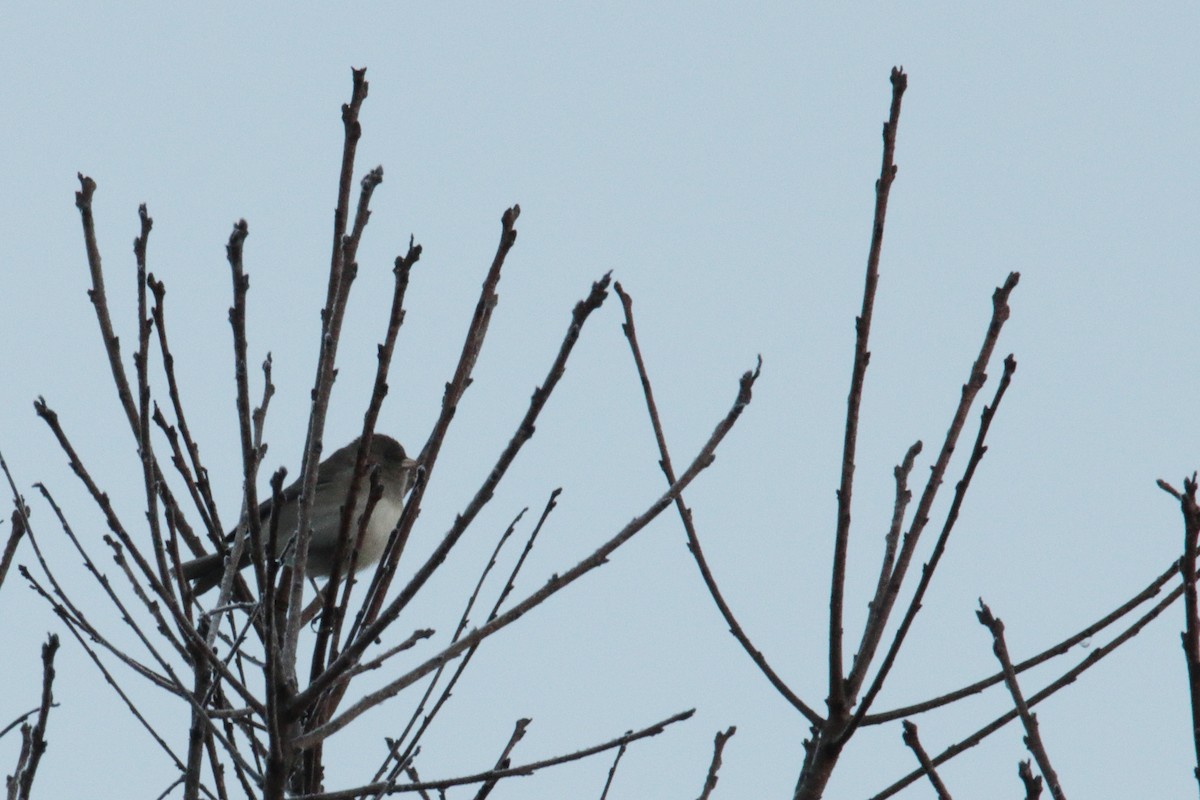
[184,624,213,800]
[598,741,628,800]
[322,68,370,316]
[866,442,921,626]
[417,206,519,471]
[1177,475,1200,788]
[277,72,373,796]
[218,219,265,614]
[132,204,173,594]
[74,175,141,432]
[149,273,225,543]
[12,634,58,800]
[829,66,908,718]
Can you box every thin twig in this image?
[375,494,559,789]
[13,634,58,800]
[598,741,628,800]
[866,442,921,643]
[829,66,909,719]
[901,721,952,800]
[1018,760,1043,799]
[148,274,223,544]
[976,601,1067,800]
[614,281,819,724]
[1176,474,1200,788]
[696,726,736,800]
[293,710,695,800]
[279,72,374,734]
[471,718,530,799]
[373,506,531,785]
[319,237,420,675]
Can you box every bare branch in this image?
[829,66,909,718]
[11,634,59,800]
[471,718,530,799]
[1018,760,1043,799]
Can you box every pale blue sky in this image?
[2,4,1198,798]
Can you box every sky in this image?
[1,3,1198,798]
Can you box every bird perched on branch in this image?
[179,434,419,594]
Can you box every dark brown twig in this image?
[280,72,374,716]
[11,634,59,800]
[901,721,952,800]
[148,274,223,544]
[696,726,736,800]
[471,718,530,799]
[976,601,1067,800]
[74,174,140,431]
[867,442,921,639]
[372,506,531,785]
[0,504,26,594]
[18,566,193,777]
[829,66,909,721]
[1018,760,1044,799]
[132,204,174,600]
[350,205,521,644]
[375,493,559,788]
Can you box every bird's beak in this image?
[401,458,420,471]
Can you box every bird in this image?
[179,434,419,595]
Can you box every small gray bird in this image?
[180,435,419,595]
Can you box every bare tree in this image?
[4,65,1200,799]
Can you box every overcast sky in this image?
[2,4,1198,798]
